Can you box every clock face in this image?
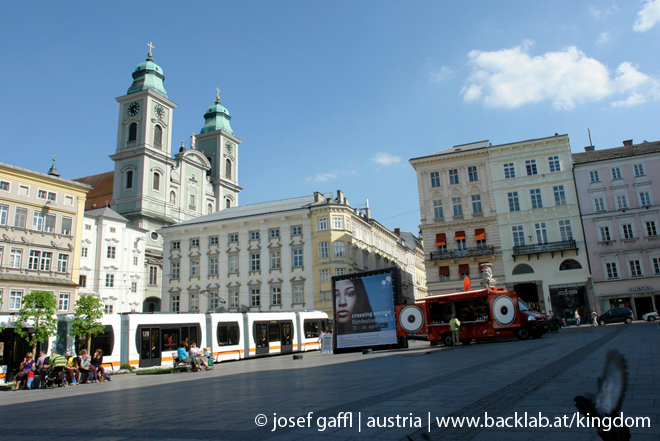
[154,104,165,120]
[127,102,139,117]
[225,143,233,154]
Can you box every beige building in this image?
[0,161,90,314]
[410,141,504,295]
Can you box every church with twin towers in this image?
[76,45,242,312]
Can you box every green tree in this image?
[14,290,58,355]
[70,295,105,353]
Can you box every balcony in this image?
[512,240,577,261]
[430,245,496,261]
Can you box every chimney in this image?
[623,139,633,146]
[314,191,323,203]
[394,228,401,237]
[336,190,344,204]
[584,145,595,152]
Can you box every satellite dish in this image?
[463,276,471,292]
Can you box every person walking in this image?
[575,309,581,326]
[590,309,598,326]
[449,314,461,347]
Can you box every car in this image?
[598,307,634,326]
[641,311,659,322]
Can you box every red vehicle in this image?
[396,281,548,346]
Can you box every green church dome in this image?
[201,94,233,134]
[127,52,168,98]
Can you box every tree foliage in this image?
[70,295,105,353]
[14,290,58,355]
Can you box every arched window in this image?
[207,203,213,214]
[206,157,213,177]
[125,170,133,189]
[559,259,582,271]
[225,198,231,209]
[153,172,160,191]
[170,191,176,205]
[512,263,534,275]
[225,159,232,179]
[154,125,162,148]
[128,123,137,142]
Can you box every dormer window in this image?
[128,123,137,143]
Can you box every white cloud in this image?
[597,32,610,44]
[634,0,660,31]
[430,66,454,82]
[372,152,401,166]
[589,5,617,19]
[311,173,337,182]
[461,42,659,110]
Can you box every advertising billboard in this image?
[333,270,398,349]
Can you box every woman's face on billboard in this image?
[335,280,357,324]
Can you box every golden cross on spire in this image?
[216,88,221,101]
[147,42,154,57]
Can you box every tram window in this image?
[217,322,240,346]
[269,324,280,342]
[75,325,114,356]
[162,330,179,352]
[282,322,292,344]
[304,320,320,338]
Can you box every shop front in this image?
[549,283,590,324]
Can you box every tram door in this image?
[138,327,161,367]
[281,321,293,354]
[255,322,269,355]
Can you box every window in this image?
[270,251,281,269]
[459,264,470,279]
[85,224,92,230]
[190,259,200,277]
[210,236,219,246]
[475,228,487,248]
[125,170,133,189]
[535,223,548,244]
[28,251,41,270]
[171,262,180,279]
[56,254,69,273]
[293,285,304,303]
[525,159,538,176]
[61,217,72,235]
[530,189,543,209]
[229,290,239,309]
[269,229,279,239]
[503,163,516,179]
[189,194,196,208]
[79,275,87,288]
[226,159,232,179]
[449,169,459,185]
[128,123,137,142]
[468,166,478,182]
[225,198,232,209]
[191,238,199,247]
[44,214,56,233]
[0,205,7,225]
[634,164,645,176]
[170,191,176,205]
[559,220,573,241]
[430,172,441,187]
[318,242,329,259]
[594,197,606,212]
[271,287,282,306]
[291,226,302,236]
[334,241,345,257]
[190,293,199,312]
[153,172,160,191]
[335,268,345,276]
[40,252,51,271]
[439,266,450,282]
[33,212,44,231]
[433,200,444,218]
[171,295,180,313]
[228,234,238,243]
[317,218,328,231]
[106,274,114,287]
[640,192,652,206]
[172,241,180,250]
[38,190,47,199]
[107,246,116,259]
[229,255,238,273]
[611,167,622,180]
[149,266,158,285]
[629,260,643,277]
[209,257,218,276]
[646,221,658,236]
[131,282,137,293]
[9,290,22,310]
[332,217,344,229]
[452,197,463,216]
[0,181,8,191]
[133,256,138,266]
[320,291,331,301]
[622,224,634,240]
[250,231,260,241]
[548,156,561,172]
[616,194,628,209]
[553,186,566,206]
[508,192,520,212]
[589,170,600,182]
[600,226,611,241]
[250,289,260,307]
[512,226,525,247]
[0,246,2,267]
[14,207,27,228]
[10,248,22,268]
[320,269,330,283]
[606,262,618,279]
[471,195,482,214]
[653,257,660,275]
[209,292,220,311]
[154,125,162,146]
[250,253,260,271]
[292,249,303,267]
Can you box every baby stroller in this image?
[44,367,68,388]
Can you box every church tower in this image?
[195,90,243,209]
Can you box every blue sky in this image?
[2,1,660,236]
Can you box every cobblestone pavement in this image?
[0,322,657,441]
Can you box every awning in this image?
[0,274,78,287]
[438,266,450,276]
[475,228,486,241]
[455,231,465,240]
[459,264,470,274]
[436,233,446,246]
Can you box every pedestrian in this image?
[575,309,581,326]
[590,309,598,326]
[449,313,461,347]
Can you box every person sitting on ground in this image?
[189,342,211,370]
[78,349,97,383]
[65,352,80,385]
[176,342,202,371]
[14,352,35,390]
[91,349,109,381]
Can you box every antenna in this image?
[587,128,593,147]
